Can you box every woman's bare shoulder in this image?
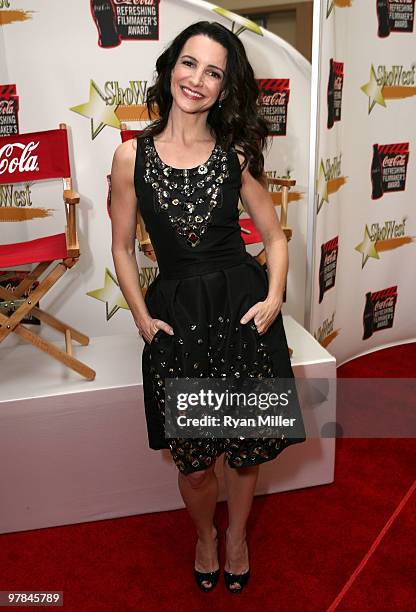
[113,137,137,166]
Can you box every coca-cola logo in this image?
[259,91,287,106]
[0,100,14,115]
[382,154,407,167]
[374,296,395,311]
[0,141,39,174]
[324,250,337,265]
[113,0,156,5]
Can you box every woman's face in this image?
[170,34,227,114]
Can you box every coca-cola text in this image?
[0,141,39,175]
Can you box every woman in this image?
[110,21,306,593]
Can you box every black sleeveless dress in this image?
[135,135,306,475]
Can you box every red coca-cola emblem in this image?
[0,100,14,115]
[259,91,287,106]
[374,296,395,311]
[0,141,39,175]
[382,154,407,168]
[324,250,337,265]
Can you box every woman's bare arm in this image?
[236,151,288,334]
[110,139,173,342]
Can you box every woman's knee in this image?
[183,467,214,489]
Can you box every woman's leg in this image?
[178,463,219,584]
[223,459,260,589]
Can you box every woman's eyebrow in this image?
[180,54,225,74]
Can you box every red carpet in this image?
[1,344,415,611]
[338,341,416,378]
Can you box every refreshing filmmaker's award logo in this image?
[362,286,398,340]
[90,0,160,47]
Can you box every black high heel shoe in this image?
[224,536,250,593]
[193,524,220,592]
[224,568,250,593]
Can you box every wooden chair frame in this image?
[0,124,96,380]
[253,176,296,267]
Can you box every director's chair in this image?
[0,124,96,380]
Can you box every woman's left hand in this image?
[240,294,283,335]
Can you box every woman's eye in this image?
[182,60,221,79]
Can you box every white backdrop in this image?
[309,0,416,364]
[0,0,311,347]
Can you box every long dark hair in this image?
[139,21,271,179]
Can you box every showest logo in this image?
[313,312,340,348]
[377,65,415,87]
[316,153,347,213]
[355,217,414,268]
[0,184,32,207]
[103,80,148,106]
[361,63,416,113]
[370,219,406,241]
[71,79,152,139]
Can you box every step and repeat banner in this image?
[0,0,311,343]
[310,0,416,364]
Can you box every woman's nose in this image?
[189,69,204,87]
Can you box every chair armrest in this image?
[267,178,296,188]
[64,189,80,205]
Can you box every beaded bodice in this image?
[134,135,249,280]
[142,136,229,248]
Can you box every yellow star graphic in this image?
[70,79,120,139]
[87,268,129,321]
[355,225,380,268]
[361,65,386,115]
[316,159,329,213]
[212,7,263,36]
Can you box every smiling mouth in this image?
[180,86,204,100]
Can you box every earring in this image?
[218,98,223,108]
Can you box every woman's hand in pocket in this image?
[240,294,283,335]
[135,316,174,344]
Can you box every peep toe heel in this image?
[193,524,220,592]
[223,568,250,593]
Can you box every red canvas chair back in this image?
[0,129,71,186]
[120,128,140,143]
[0,126,78,266]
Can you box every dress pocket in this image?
[150,328,165,345]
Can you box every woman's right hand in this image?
[135,316,174,344]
